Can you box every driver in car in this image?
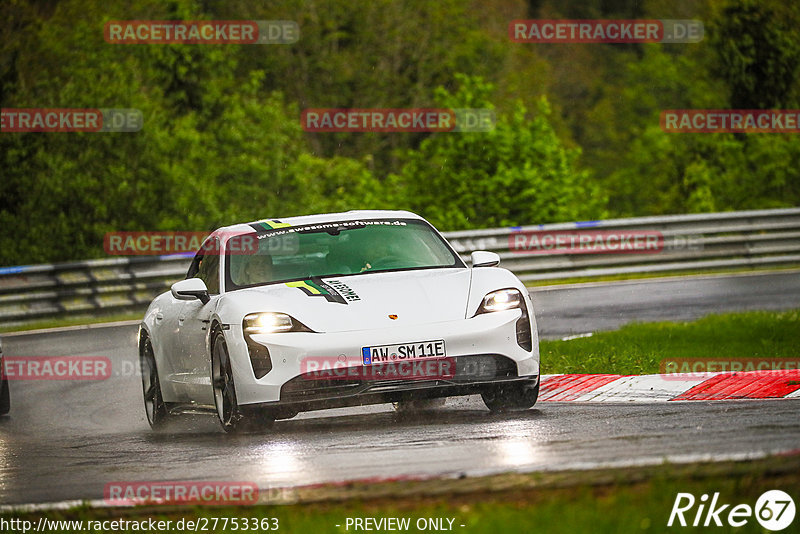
[238,253,274,285]
[360,238,399,272]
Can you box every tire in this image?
[140,336,168,428]
[211,330,273,433]
[481,379,539,412]
[392,397,447,413]
[0,377,9,416]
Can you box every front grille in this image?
[281,354,517,403]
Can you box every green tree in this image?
[392,75,604,229]
[711,0,800,108]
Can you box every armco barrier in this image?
[446,207,800,282]
[0,255,192,326]
[1,208,799,326]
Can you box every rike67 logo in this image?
[669,490,796,531]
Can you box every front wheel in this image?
[140,336,168,428]
[0,375,9,415]
[481,379,539,412]
[211,331,273,433]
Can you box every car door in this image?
[148,283,185,402]
[176,238,221,404]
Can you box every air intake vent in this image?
[245,338,272,379]
[515,297,533,351]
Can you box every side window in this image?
[194,238,221,295]
[186,254,202,279]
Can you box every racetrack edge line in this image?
[2,452,799,514]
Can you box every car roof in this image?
[213,210,425,235]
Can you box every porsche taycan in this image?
[139,211,539,432]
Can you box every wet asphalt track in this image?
[1,271,798,506]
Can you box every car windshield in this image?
[225,218,462,290]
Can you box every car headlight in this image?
[474,288,533,351]
[476,289,522,314]
[241,313,313,380]
[243,312,312,334]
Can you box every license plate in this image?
[362,340,446,365]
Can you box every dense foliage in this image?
[1,0,798,265]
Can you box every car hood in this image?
[224,268,471,332]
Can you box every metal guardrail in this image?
[1,208,798,326]
[446,207,800,282]
[0,256,192,326]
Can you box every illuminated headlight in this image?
[475,288,532,351]
[243,312,312,334]
[477,289,522,314]
[241,313,312,379]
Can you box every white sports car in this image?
[139,210,540,432]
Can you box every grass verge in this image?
[3,454,799,533]
[525,264,800,287]
[540,309,800,375]
[0,312,143,334]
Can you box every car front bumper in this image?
[227,308,539,407]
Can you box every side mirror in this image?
[171,278,210,304]
[471,250,500,268]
